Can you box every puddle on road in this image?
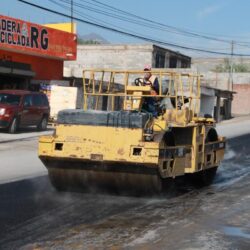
[223,226,250,240]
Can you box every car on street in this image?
[0,90,50,133]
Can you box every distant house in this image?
[64,43,191,78]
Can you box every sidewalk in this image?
[0,128,53,143]
[216,115,250,139]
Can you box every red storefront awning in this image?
[0,15,77,61]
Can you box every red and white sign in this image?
[0,15,77,60]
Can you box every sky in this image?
[2,0,250,58]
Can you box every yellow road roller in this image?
[38,69,226,192]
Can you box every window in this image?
[169,56,177,68]
[32,94,49,107]
[23,95,33,107]
[41,95,49,106]
[0,94,20,105]
[33,95,43,106]
[155,53,165,68]
[181,60,189,68]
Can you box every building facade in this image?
[232,83,250,116]
[64,44,191,78]
[0,15,77,90]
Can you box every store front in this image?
[0,14,77,90]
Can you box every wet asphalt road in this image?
[0,135,250,249]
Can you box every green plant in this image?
[212,58,250,72]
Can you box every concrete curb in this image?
[0,130,53,144]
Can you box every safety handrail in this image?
[82,69,201,114]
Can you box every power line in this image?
[49,0,159,39]
[71,0,250,50]
[89,0,250,50]
[86,0,250,46]
[49,0,156,38]
[50,0,232,52]
[60,0,191,36]
[17,0,250,56]
[52,0,250,50]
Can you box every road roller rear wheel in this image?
[192,167,218,187]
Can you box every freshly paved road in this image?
[0,125,250,249]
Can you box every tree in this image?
[213,58,250,73]
[77,38,101,45]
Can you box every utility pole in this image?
[227,40,234,119]
[229,40,234,91]
[71,0,73,33]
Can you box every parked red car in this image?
[0,90,50,133]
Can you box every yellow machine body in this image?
[39,69,226,192]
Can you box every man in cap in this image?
[141,65,159,117]
[143,64,159,95]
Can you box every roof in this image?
[152,44,191,60]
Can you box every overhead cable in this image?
[17,0,250,56]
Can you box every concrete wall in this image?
[64,44,191,78]
[200,72,250,91]
[232,84,250,115]
[200,72,230,90]
[65,44,154,78]
[192,57,250,72]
